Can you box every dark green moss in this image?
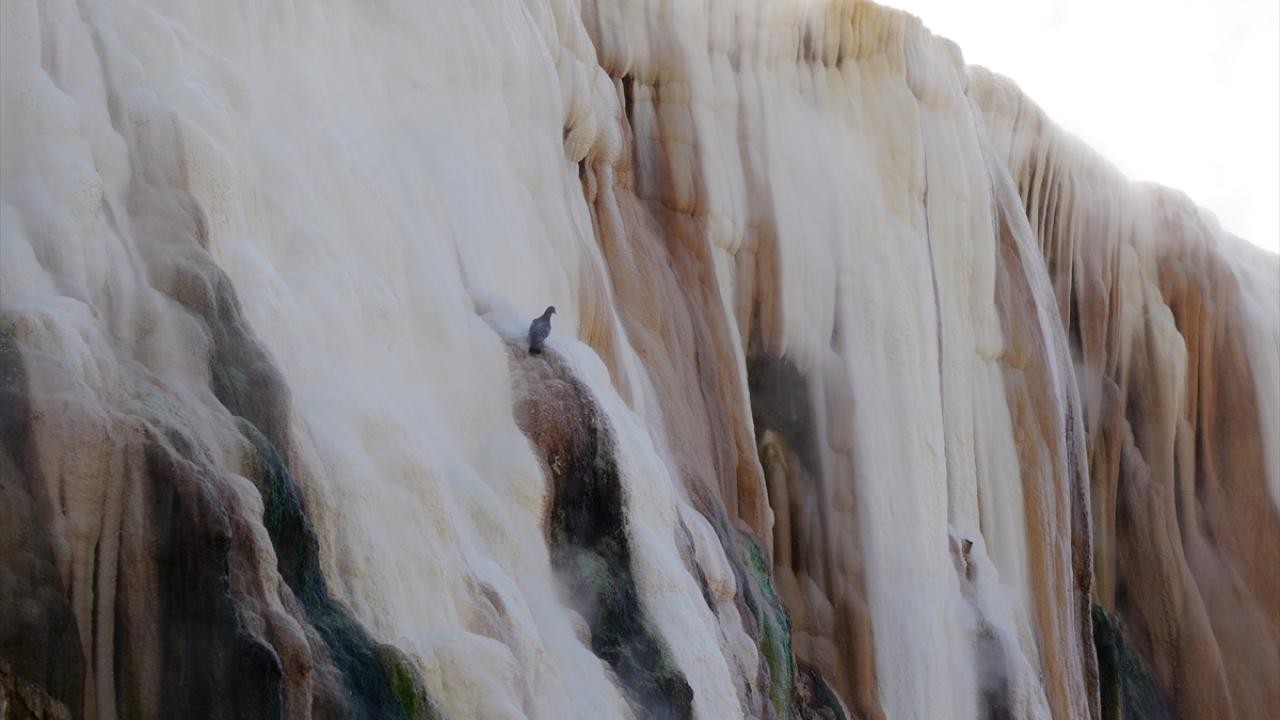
[238,419,441,720]
[391,659,418,714]
[524,368,693,719]
[174,262,441,720]
[376,644,443,720]
[551,430,693,717]
[737,533,795,719]
[1092,605,1176,720]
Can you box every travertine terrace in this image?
[2,1,1276,718]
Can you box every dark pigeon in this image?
[528,305,555,354]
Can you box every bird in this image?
[528,306,555,354]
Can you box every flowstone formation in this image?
[2,1,1276,719]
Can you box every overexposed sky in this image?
[885,0,1280,253]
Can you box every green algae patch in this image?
[1092,605,1175,720]
[544,405,694,720]
[238,417,445,720]
[512,351,694,720]
[376,644,444,720]
[737,532,796,719]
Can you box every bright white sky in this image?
[885,0,1280,253]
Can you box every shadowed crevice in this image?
[746,355,819,479]
[0,323,84,719]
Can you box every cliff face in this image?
[1,1,1275,719]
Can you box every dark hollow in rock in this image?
[746,355,819,479]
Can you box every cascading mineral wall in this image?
[2,1,1276,720]
[971,67,1280,719]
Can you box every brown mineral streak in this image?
[972,65,1280,719]
[577,29,890,720]
[991,192,1099,720]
